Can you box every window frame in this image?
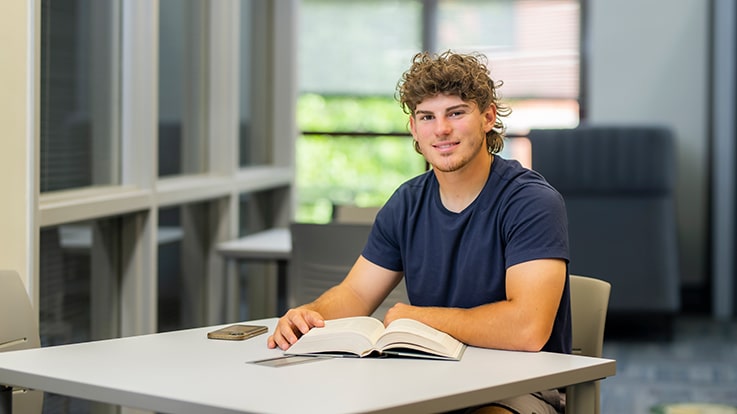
[2,0,297,338]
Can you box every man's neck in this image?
[435,153,493,213]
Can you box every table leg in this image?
[0,385,11,414]
[224,259,240,322]
[276,259,288,316]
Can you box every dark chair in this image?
[528,126,680,334]
[289,222,408,319]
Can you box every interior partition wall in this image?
[3,0,297,364]
[712,0,737,319]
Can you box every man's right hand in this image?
[266,308,325,350]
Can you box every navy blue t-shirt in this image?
[362,155,572,354]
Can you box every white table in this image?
[216,228,291,261]
[0,318,615,414]
[217,228,292,317]
[60,224,184,252]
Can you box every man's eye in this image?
[420,115,433,121]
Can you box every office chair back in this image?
[0,270,44,414]
[567,274,611,414]
[332,204,381,224]
[289,222,408,319]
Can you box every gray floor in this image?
[600,316,737,414]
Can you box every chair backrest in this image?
[569,274,611,358]
[289,222,408,319]
[567,274,611,414]
[0,270,44,413]
[332,204,381,224]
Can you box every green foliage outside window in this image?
[296,94,426,223]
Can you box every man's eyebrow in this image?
[415,103,471,115]
[446,103,471,111]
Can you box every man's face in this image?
[409,94,496,173]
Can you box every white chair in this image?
[289,222,408,320]
[566,274,611,414]
[0,270,43,414]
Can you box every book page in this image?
[375,318,465,358]
[323,316,386,339]
[285,316,385,357]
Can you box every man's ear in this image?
[483,105,496,132]
[408,114,417,135]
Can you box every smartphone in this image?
[207,324,268,341]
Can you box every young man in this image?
[268,51,571,414]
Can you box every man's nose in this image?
[435,116,451,135]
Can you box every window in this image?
[39,218,121,412]
[40,0,121,192]
[158,0,207,176]
[238,1,271,167]
[297,0,581,221]
[296,95,425,221]
[299,1,422,96]
[40,220,120,346]
[158,205,198,332]
[297,0,425,223]
[436,0,581,135]
[35,0,294,353]
[7,2,296,410]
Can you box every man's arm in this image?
[383,258,566,352]
[267,255,403,350]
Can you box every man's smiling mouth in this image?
[434,141,460,152]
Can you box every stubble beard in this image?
[428,136,487,173]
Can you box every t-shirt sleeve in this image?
[361,194,405,272]
[502,182,569,268]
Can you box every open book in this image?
[284,316,466,361]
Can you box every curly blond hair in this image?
[396,51,511,154]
